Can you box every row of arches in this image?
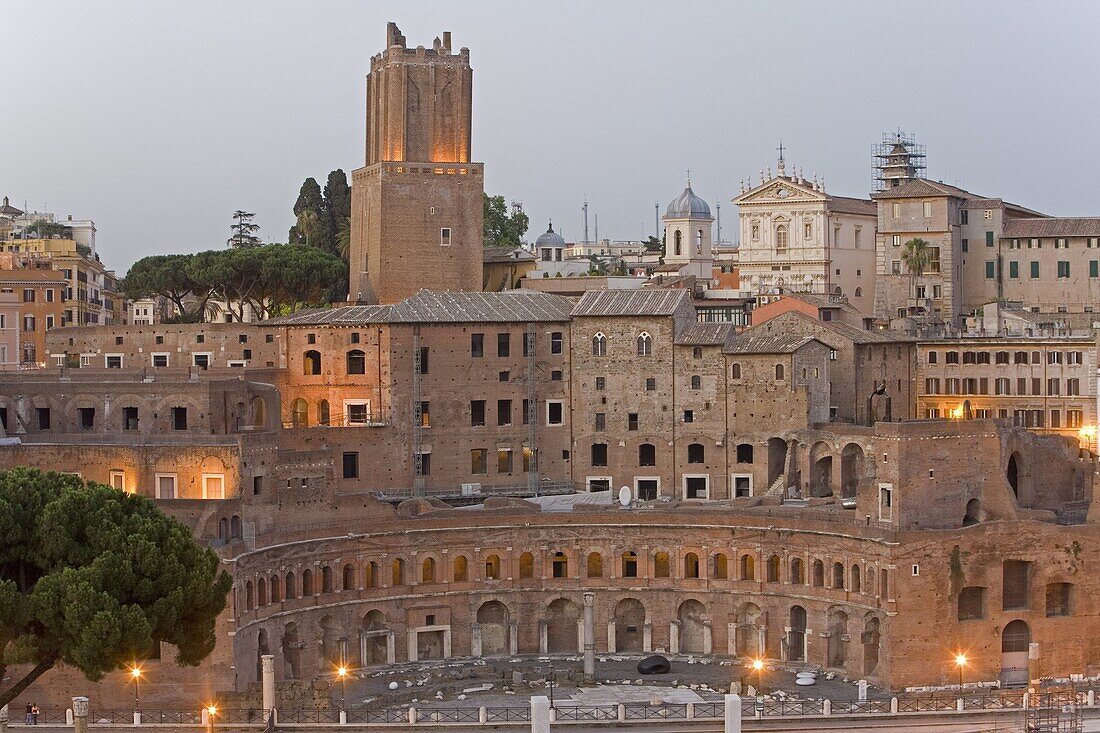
[240,549,890,612]
[302,349,369,376]
[591,332,654,357]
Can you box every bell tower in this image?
[348,23,484,304]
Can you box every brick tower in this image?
[348,23,484,304]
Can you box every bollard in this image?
[531,696,550,733]
[617,704,626,723]
[1088,690,1096,708]
[133,711,142,726]
[72,697,89,733]
[890,697,899,714]
[857,680,868,702]
[1023,692,1030,710]
[339,710,346,725]
[823,699,832,717]
[686,702,694,720]
[407,706,417,724]
[479,707,487,724]
[724,694,742,733]
[66,709,74,726]
[201,708,209,727]
[956,698,964,713]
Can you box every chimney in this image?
[442,31,452,51]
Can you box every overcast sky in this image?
[4,1,1098,272]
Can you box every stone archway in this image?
[320,616,343,664]
[862,616,881,675]
[826,609,848,669]
[256,629,269,682]
[1001,620,1030,686]
[1007,452,1023,499]
[546,598,580,653]
[767,438,788,487]
[735,602,762,658]
[788,606,807,662]
[614,598,646,653]
[282,623,301,679]
[361,610,389,666]
[677,599,707,654]
[477,601,510,656]
[840,443,865,499]
[810,442,833,497]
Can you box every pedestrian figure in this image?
[24,703,32,725]
[31,703,39,724]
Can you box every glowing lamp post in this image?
[336,665,349,712]
[752,658,764,691]
[129,665,142,713]
[205,705,218,733]
[1078,425,1096,453]
[954,654,967,688]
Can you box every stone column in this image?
[758,626,767,657]
[643,619,652,653]
[72,697,89,733]
[509,621,519,655]
[724,694,742,733]
[386,631,396,664]
[261,654,276,717]
[539,621,548,655]
[471,623,483,658]
[607,620,616,653]
[530,696,550,733]
[669,622,680,655]
[406,630,418,663]
[703,620,713,655]
[583,592,595,683]
[727,623,737,656]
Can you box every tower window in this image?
[674,230,682,256]
[440,228,451,246]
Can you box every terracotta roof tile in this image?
[571,289,692,317]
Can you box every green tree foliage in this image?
[22,219,72,240]
[483,194,529,248]
[122,245,346,321]
[901,237,932,297]
[335,216,352,262]
[643,236,662,252]
[0,468,231,708]
[323,170,351,259]
[288,178,335,255]
[227,210,262,248]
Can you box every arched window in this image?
[776,224,788,251]
[731,363,742,379]
[346,349,366,375]
[832,562,845,589]
[342,564,355,591]
[586,552,603,578]
[639,443,656,466]
[453,555,468,582]
[775,364,785,381]
[637,332,652,356]
[790,558,804,584]
[285,571,296,599]
[712,553,728,579]
[218,517,227,539]
[322,566,333,593]
[851,565,862,593]
[303,350,321,375]
[854,287,863,297]
[592,333,607,356]
[736,443,754,463]
[674,230,682,256]
[365,561,378,588]
[318,399,330,426]
[767,555,781,583]
[270,576,281,603]
[739,554,755,581]
[688,443,704,463]
[301,569,313,595]
[812,560,824,587]
[421,557,435,584]
[484,554,501,580]
[518,552,534,579]
[245,581,254,610]
[257,578,267,606]
[654,551,670,578]
[696,229,703,254]
[690,375,701,389]
[230,515,241,538]
[684,552,700,579]
[291,398,309,428]
[391,558,405,585]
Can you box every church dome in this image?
[665,183,711,219]
[535,222,565,248]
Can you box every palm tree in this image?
[295,210,321,248]
[336,216,351,261]
[900,237,931,300]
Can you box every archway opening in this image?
[477,601,509,656]
[677,599,707,653]
[614,598,646,653]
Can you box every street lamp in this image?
[751,658,765,691]
[205,705,218,733]
[335,664,349,712]
[129,665,142,713]
[547,662,555,710]
[954,654,967,688]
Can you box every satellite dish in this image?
[618,486,632,507]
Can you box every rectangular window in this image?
[497,332,510,357]
[497,448,513,474]
[123,406,139,430]
[595,376,605,391]
[471,333,484,357]
[417,346,429,374]
[986,230,994,247]
[551,331,563,354]
[1009,261,1019,278]
[193,353,210,370]
[546,400,563,425]
[1092,261,1099,278]
[471,400,486,426]
[1067,378,1080,395]
[927,247,941,273]
[627,413,639,431]
[1058,261,1070,278]
[923,201,933,217]
[683,410,694,423]
[961,209,969,224]
[892,204,901,219]
[416,453,431,476]
[109,470,125,493]
[152,353,169,368]
[961,238,968,252]
[1031,261,1040,278]
[878,483,893,521]
[594,412,605,431]
[440,227,451,246]
[345,401,370,424]
[497,399,512,426]
[1002,560,1031,610]
[471,449,487,474]
[78,407,95,430]
[1069,409,1083,428]
[419,401,430,427]
[36,407,51,430]
[985,261,995,279]
[591,443,608,467]
[522,398,531,425]
[155,474,177,499]
[342,452,359,479]
[105,354,122,369]
[891,234,901,247]
[22,288,34,303]
[171,407,188,430]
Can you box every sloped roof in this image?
[483,247,537,264]
[571,288,691,317]
[826,195,876,217]
[387,289,573,323]
[264,305,393,326]
[723,334,820,354]
[871,179,977,200]
[676,323,736,346]
[750,309,913,345]
[1003,218,1100,238]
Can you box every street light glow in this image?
[336,665,348,678]
[206,705,217,716]
[955,653,967,667]
[752,659,764,671]
[130,666,142,679]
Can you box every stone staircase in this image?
[765,474,787,498]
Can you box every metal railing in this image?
[483,706,530,723]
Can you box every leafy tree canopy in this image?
[0,468,231,708]
[483,194,529,248]
[288,177,336,256]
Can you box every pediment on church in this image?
[734,178,826,206]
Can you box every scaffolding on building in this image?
[1023,686,1083,733]
[412,325,425,496]
[872,131,927,192]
